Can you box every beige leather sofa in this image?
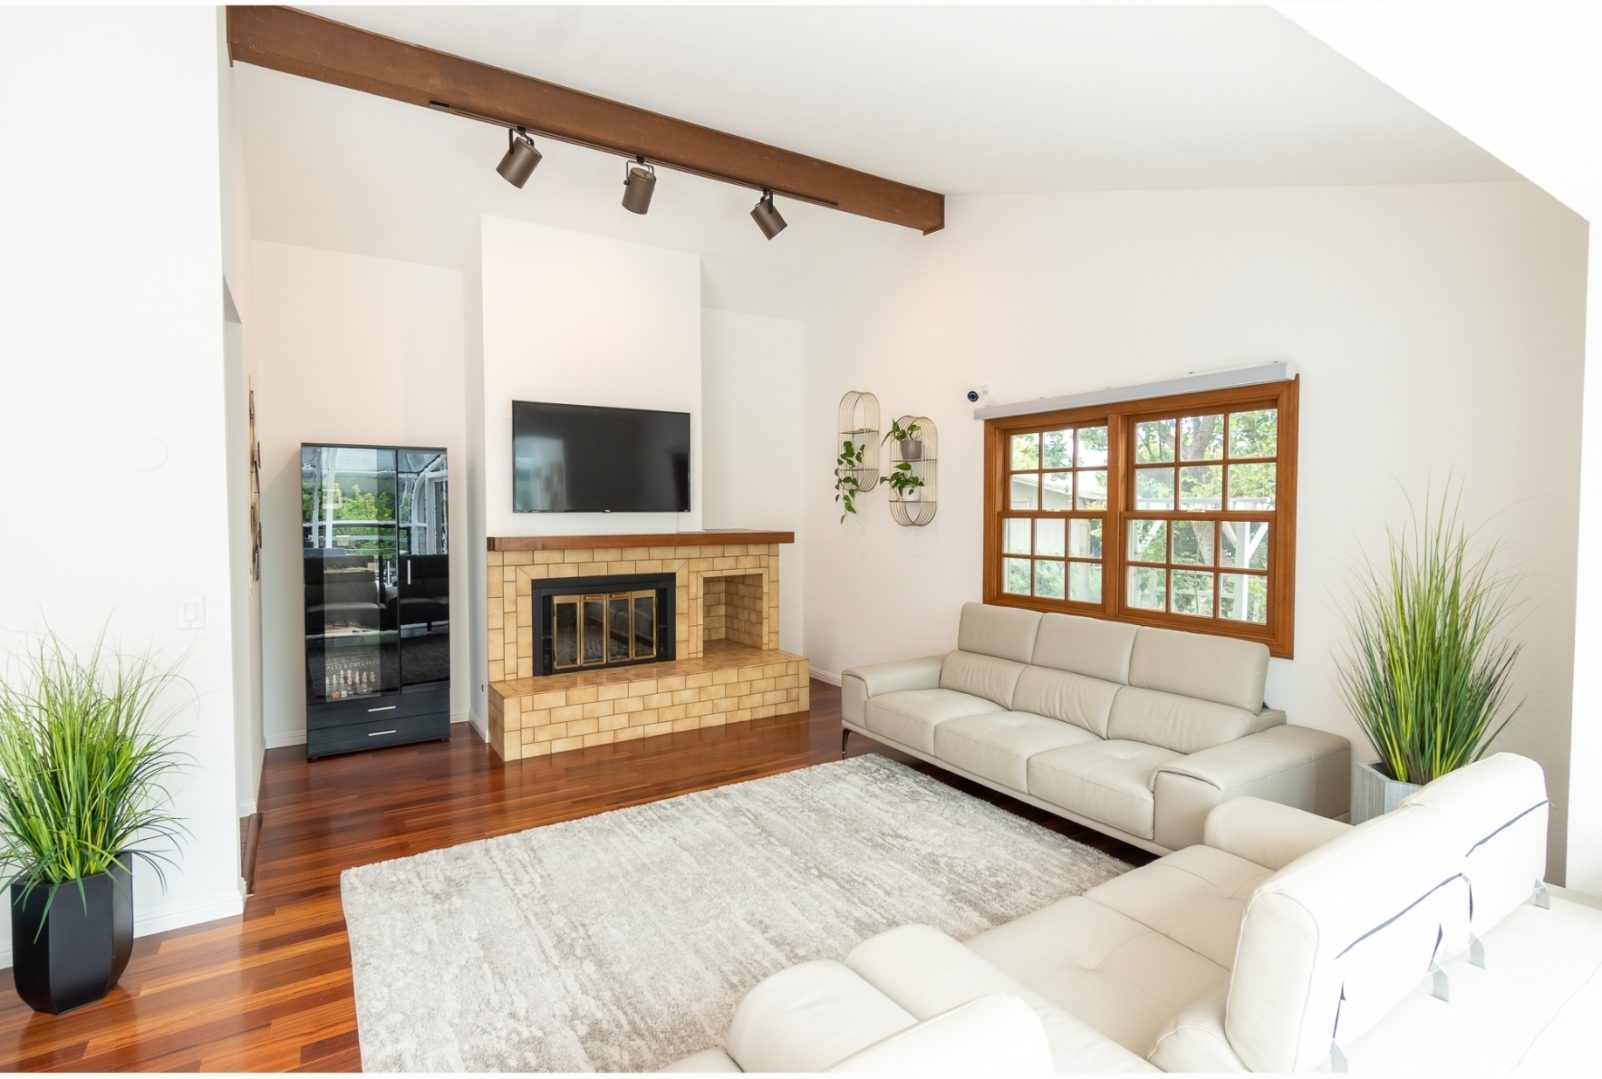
[667,754,1602,1073]
[841,602,1350,853]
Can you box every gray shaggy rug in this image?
[340,754,1129,1072]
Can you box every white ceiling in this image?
[298,4,1513,194]
[235,5,1518,311]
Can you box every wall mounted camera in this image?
[966,385,990,405]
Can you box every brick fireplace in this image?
[486,531,807,760]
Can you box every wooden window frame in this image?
[983,378,1298,657]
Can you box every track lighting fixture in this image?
[621,157,656,215]
[750,190,787,240]
[496,127,542,188]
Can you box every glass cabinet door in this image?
[302,445,400,702]
[396,449,449,687]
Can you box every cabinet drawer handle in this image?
[367,729,398,737]
[367,705,398,713]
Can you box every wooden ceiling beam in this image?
[225,6,945,234]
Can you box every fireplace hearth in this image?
[531,573,676,676]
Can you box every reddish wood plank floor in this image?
[0,680,1147,1071]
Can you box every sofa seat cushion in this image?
[863,689,1002,753]
[933,712,1100,792]
[1083,846,1272,969]
[1026,740,1181,840]
[845,924,1158,1073]
[966,894,1230,1056]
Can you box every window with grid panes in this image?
[984,379,1297,656]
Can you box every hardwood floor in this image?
[0,680,1147,1071]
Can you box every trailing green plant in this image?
[0,631,188,924]
[886,460,925,495]
[1334,491,1524,785]
[835,439,867,522]
[883,418,922,446]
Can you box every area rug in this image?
[340,754,1129,1072]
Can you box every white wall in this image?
[1285,0,1602,903]
[219,13,265,815]
[479,216,703,538]
[802,181,1587,880]
[251,241,469,747]
[702,309,807,653]
[464,227,489,732]
[0,5,244,963]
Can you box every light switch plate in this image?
[178,595,206,629]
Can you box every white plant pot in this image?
[1351,760,1422,824]
[900,487,921,503]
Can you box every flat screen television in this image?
[512,400,691,513]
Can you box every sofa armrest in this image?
[725,960,916,1072]
[1202,796,1352,871]
[1145,985,1247,1072]
[840,656,944,725]
[1151,724,1351,851]
[827,994,1052,1073]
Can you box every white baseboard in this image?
[0,888,245,970]
[468,709,487,738]
[811,668,843,686]
[264,727,305,749]
[237,797,257,817]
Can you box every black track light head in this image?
[751,189,787,240]
[621,157,656,215]
[496,128,542,188]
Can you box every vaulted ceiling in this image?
[235,5,1517,310]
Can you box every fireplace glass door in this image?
[551,589,658,671]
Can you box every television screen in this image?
[512,401,691,513]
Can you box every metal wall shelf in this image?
[887,415,937,527]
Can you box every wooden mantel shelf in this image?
[488,530,795,552]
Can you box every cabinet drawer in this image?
[306,712,450,759]
[308,686,449,730]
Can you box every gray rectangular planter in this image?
[1351,760,1422,824]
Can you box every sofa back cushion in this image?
[1106,686,1279,754]
[1029,613,1137,684]
[941,651,1027,710]
[1128,625,1269,712]
[956,602,1042,663]
[1396,753,1548,940]
[1225,805,1468,1072]
[1011,667,1122,737]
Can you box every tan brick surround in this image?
[486,536,806,761]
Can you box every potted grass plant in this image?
[1335,492,1524,822]
[0,632,186,1013]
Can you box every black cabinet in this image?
[301,444,450,759]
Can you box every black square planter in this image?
[10,860,133,1014]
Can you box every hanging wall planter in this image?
[886,414,938,527]
[835,390,881,522]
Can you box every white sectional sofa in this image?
[667,754,1602,1073]
[841,602,1350,853]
